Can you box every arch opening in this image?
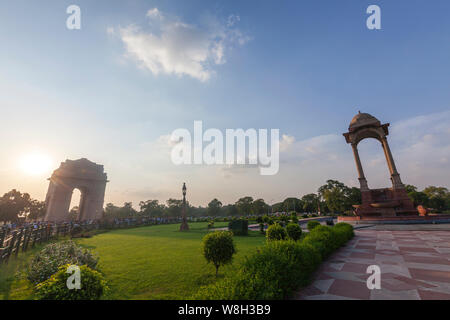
[69,188,83,221]
[357,138,391,189]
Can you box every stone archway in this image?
[44,158,108,222]
[343,112,416,217]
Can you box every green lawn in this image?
[0,222,265,300]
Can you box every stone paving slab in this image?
[295,229,450,300]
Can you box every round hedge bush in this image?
[27,241,98,284]
[307,220,320,231]
[303,225,335,258]
[202,231,236,276]
[266,223,287,241]
[286,223,302,241]
[35,264,108,300]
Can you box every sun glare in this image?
[19,153,53,175]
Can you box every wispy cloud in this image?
[110,9,250,81]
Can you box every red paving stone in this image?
[408,268,450,283]
[327,279,371,299]
[296,229,450,300]
[403,255,450,265]
[356,245,376,249]
[418,289,450,300]
[350,252,376,260]
[398,247,437,253]
[341,262,370,273]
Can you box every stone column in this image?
[351,143,369,191]
[381,137,404,189]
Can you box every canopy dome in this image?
[349,112,380,130]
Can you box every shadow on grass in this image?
[0,243,49,300]
[194,272,226,287]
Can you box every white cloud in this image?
[146,8,162,19]
[112,9,249,81]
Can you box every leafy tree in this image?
[282,198,303,213]
[222,204,238,216]
[0,189,32,222]
[301,194,320,212]
[103,202,137,218]
[207,198,223,216]
[407,191,429,207]
[27,199,46,220]
[235,197,254,216]
[423,186,448,211]
[271,202,284,213]
[318,180,353,213]
[166,198,183,217]
[404,184,418,194]
[347,187,361,205]
[202,231,236,276]
[139,199,165,217]
[251,199,268,215]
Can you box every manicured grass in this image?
[0,242,52,300]
[76,222,265,299]
[0,222,265,300]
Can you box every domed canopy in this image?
[349,112,380,130]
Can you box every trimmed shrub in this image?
[302,225,335,258]
[291,214,299,224]
[266,224,287,241]
[279,215,290,225]
[35,264,108,300]
[202,231,236,276]
[27,241,98,284]
[332,222,354,246]
[228,219,248,236]
[195,223,354,300]
[207,220,215,229]
[307,220,320,231]
[286,223,302,241]
[194,240,321,300]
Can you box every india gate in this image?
[44,158,108,222]
[343,112,416,217]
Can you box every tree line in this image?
[1,180,449,223]
[104,180,362,218]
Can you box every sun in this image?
[19,153,53,175]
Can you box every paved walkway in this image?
[295,228,450,300]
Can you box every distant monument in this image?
[343,112,416,217]
[180,182,189,231]
[44,159,108,221]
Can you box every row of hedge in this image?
[194,222,354,299]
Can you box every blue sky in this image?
[0,0,449,207]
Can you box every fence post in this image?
[4,231,17,264]
[15,229,23,257]
[0,228,5,248]
[38,226,44,244]
[22,227,32,252]
[31,227,38,248]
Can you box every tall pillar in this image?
[381,137,404,189]
[351,143,369,191]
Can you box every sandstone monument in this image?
[44,158,108,221]
[343,112,416,217]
